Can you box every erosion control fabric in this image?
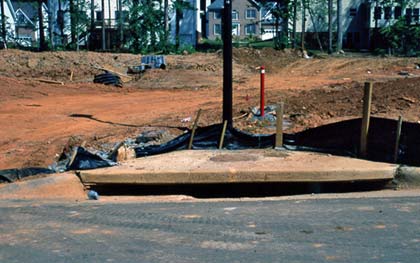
[1,117,419,183]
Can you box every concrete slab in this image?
[0,173,86,201]
[79,150,397,185]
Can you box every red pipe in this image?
[260,65,265,117]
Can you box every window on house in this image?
[413,8,419,22]
[115,10,129,22]
[245,24,256,35]
[96,11,103,21]
[384,6,391,19]
[406,8,413,23]
[349,8,357,16]
[232,10,239,20]
[232,23,240,35]
[394,6,401,18]
[374,6,382,20]
[246,9,257,19]
[214,11,221,19]
[214,24,221,35]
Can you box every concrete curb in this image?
[0,173,86,200]
[393,166,420,189]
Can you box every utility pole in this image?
[101,0,106,50]
[1,0,6,43]
[222,0,233,127]
[336,0,342,51]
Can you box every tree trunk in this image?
[38,0,47,51]
[308,7,323,52]
[90,0,94,49]
[328,0,332,53]
[164,0,169,46]
[70,0,76,45]
[292,0,297,49]
[175,6,181,50]
[108,0,111,27]
[58,0,65,45]
[47,0,54,50]
[336,0,342,51]
[1,0,6,42]
[301,0,306,51]
[118,0,123,48]
[101,0,106,50]
[281,0,289,49]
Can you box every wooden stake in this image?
[275,102,284,148]
[70,70,74,81]
[67,141,87,168]
[360,82,373,158]
[219,120,228,149]
[188,109,202,150]
[393,116,403,163]
[35,78,64,85]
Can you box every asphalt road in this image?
[0,196,419,263]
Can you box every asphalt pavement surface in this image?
[0,196,419,262]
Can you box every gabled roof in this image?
[208,0,261,11]
[207,0,224,11]
[11,0,39,22]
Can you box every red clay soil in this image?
[0,48,420,170]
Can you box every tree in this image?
[292,0,298,48]
[327,0,332,53]
[173,0,192,50]
[380,16,420,55]
[301,0,306,50]
[101,0,105,50]
[38,0,48,51]
[126,0,164,53]
[1,0,6,42]
[336,0,342,51]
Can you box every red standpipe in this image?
[260,65,265,117]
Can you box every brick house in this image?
[207,0,261,40]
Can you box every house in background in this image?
[207,0,261,40]
[293,0,420,50]
[12,0,49,46]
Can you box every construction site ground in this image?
[1,48,420,172]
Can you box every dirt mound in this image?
[233,77,420,133]
[0,49,140,82]
[232,48,302,72]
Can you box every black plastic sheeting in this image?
[0,168,54,183]
[2,117,420,183]
[67,147,115,171]
[135,117,420,166]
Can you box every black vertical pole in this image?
[222,0,232,127]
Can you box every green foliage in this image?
[125,0,165,53]
[380,17,420,55]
